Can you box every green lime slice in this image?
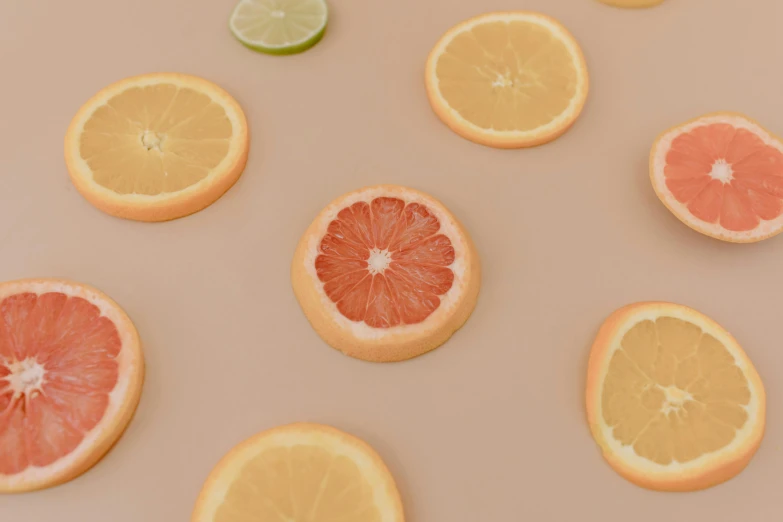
[229,0,328,55]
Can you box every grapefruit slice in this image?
[0,279,143,493]
[586,302,766,492]
[191,423,404,522]
[64,73,249,222]
[291,185,481,362]
[650,112,783,242]
[425,11,589,148]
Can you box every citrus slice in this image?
[650,112,783,243]
[597,0,665,7]
[64,72,249,222]
[0,279,143,493]
[425,11,589,149]
[585,302,766,492]
[191,423,404,522]
[291,185,481,362]
[229,0,328,55]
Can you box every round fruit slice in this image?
[597,0,665,7]
[229,0,328,55]
[192,423,404,522]
[650,112,783,243]
[425,11,589,149]
[0,279,143,493]
[291,185,481,362]
[585,302,765,492]
[64,72,249,222]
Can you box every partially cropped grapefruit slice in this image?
[650,112,783,243]
[586,302,766,491]
[0,279,143,493]
[291,185,481,362]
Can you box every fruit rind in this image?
[425,11,589,149]
[585,302,766,492]
[291,185,481,362]
[64,72,249,222]
[649,111,783,243]
[0,278,144,494]
[191,422,405,522]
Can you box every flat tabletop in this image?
[1,0,781,520]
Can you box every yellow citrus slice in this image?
[64,73,249,222]
[425,11,589,148]
[0,279,143,493]
[598,0,665,7]
[585,302,765,492]
[191,423,405,522]
[650,112,783,243]
[291,185,481,362]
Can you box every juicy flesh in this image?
[602,317,751,466]
[316,197,455,328]
[0,293,120,474]
[232,0,327,45]
[79,84,232,195]
[664,123,783,231]
[435,20,578,132]
[215,445,381,522]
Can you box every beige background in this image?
[1,0,782,520]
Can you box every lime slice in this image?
[229,0,328,55]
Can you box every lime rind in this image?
[229,0,328,55]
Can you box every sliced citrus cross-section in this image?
[585,302,766,492]
[0,279,143,493]
[191,423,404,522]
[650,112,783,242]
[229,0,328,55]
[291,185,481,362]
[425,11,589,148]
[65,72,249,222]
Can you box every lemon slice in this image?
[191,423,404,522]
[229,0,328,55]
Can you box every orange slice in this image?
[64,73,249,222]
[425,11,589,148]
[586,302,766,492]
[650,112,783,243]
[0,279,143,493]
[191,423,404,522]
[291,185,481,362]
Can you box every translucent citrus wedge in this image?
[597,0,665,7]
[229,0,328,55]
[291,185,481,362]
[585,302,766,492]
[425,11,589,148]
[0,279,143,493]
[64,73,249,222]
[650,112,783,243]
[191,423,404,522]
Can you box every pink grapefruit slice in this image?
[0,279,143,493]
[650,112,783,243]
[291,185,481,362]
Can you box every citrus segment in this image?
[650,112,783,242]
[292,185,481,362]
[229,0,328,55]
[586,302,765,491]
[65,73,249,222]
[425,11,589,148]
[0,279,143,493]
[191,423,404,522]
